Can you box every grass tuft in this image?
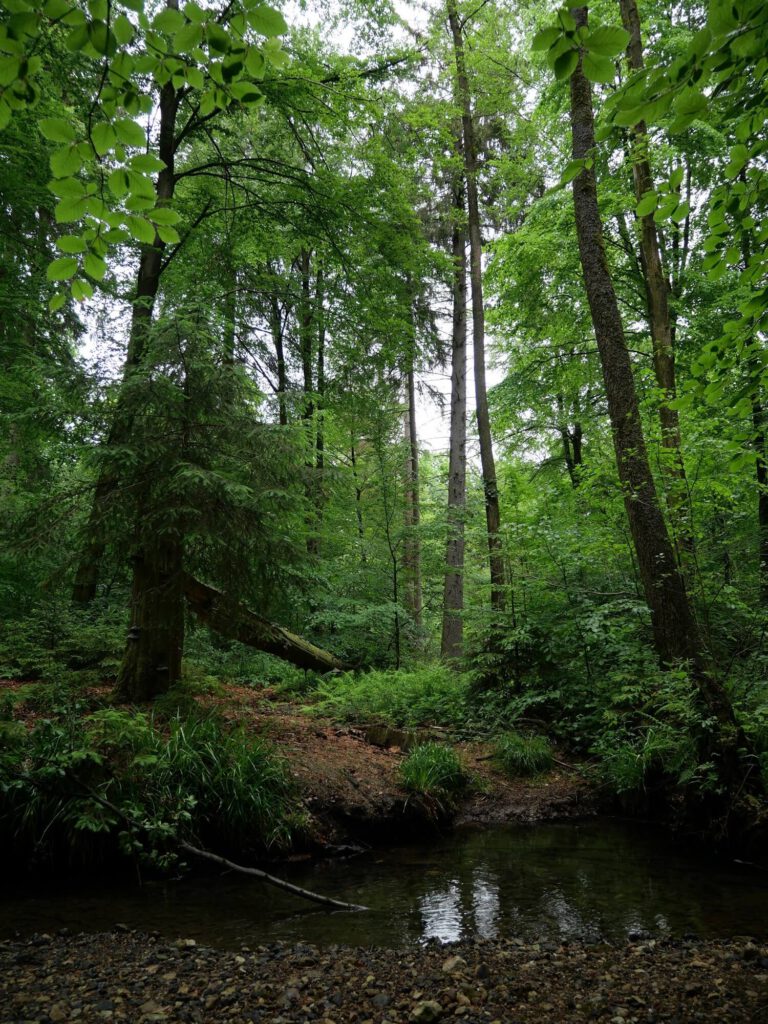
[493,732,553,777]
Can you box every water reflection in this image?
[1,820,767,949]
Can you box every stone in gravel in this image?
[442,956,467,975]
[371,993,391,1008]
[411,1000,443,1022]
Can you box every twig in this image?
[179,843,367,912]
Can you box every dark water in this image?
[2,820,767,949]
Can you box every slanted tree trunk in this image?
[403,352,422,628]
[441,173,468,661]
[448,0,505,612]
[619,0,692,558]
[568,8,751,760]
[183,575,346,673]
[72,16,181,605]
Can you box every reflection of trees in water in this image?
[406,822,768,944]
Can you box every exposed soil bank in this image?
[3,929,767,1023]
[199,687,597,845]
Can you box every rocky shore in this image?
[2,929,767,1024]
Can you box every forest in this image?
[1,0,768,1018]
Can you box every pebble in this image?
[1,931,766,1023]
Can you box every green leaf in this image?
[669,166,684,190]
[91,121,116,156]
[584,25,629,57]
[46,256,78,281]
[247,5,287,36]
[56,234,86,254]
[49,176,85,198]
[557,8,576,32]
[130,152,166,173]
[531,26,561,52]
[244,47,265,78]
[583,52,616,84]
[113,14,134,45]
[108,168,131,196]
[84,252,107,280]
[39,117,77,143]
[636,191,657,217]
[153,7,185,33]
[148,206,181,225]
[50,145,83,177]
[114,117,146,148]
[173,21,202,51]
[185,66,205,88]
[553,49,578,80]
[126,216,156,244]
[49,292,67,312]
[71,277,94,300]
[157,224,180,244]
[88,20,117,56]
[207,23,230,53]
[559,159,584,185]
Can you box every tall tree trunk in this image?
[403,357,422,627]
[448,1,505,612]
[619,0,692,558]
[313,264,326,549]
[441,176,468,661]
[72,30,180,605]
[568,7,748,748]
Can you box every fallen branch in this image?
[184,574,346,674]
[179,842,367,911]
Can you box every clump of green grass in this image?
[308,666,471,728]
[493,732,553,777]
[400,742,467,801]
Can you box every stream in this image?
[2,820,767,949]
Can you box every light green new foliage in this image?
[493,732,553,777]
[308,666,472,728]
[400,743,467,800]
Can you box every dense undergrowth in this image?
[0,682,300,873]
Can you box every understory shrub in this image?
[308,665,472,727]
[400,742,467,802]
[493,732,553,777]
[0,704,298,871]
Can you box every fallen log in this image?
[183,574,346,674]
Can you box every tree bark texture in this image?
[619,0,692,557]
[568,7,700,670]
[441,176,468,661]
[567,9,757,762]
[184,575,346,673]
[448,0,505,612]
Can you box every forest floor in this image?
[2,678,598,849]
[2,928,767,1024]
